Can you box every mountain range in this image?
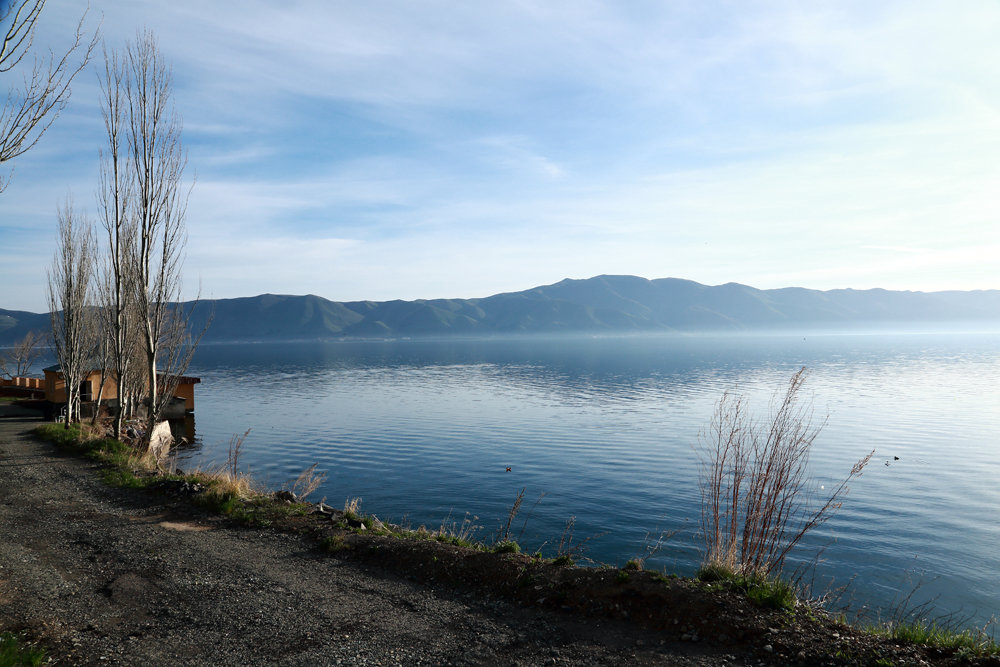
[3,275,999,344]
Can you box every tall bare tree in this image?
[100,30,197,450]
[96,44,137,439]
[1,0,97,191]
[47,199,95,427]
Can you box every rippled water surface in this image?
[177,332,1000,624]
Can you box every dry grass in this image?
[288,463,327,501]
[192,430,264,499]
[343,496,363,518]
[496,487,525,544]
[698,367,873,577]
[436,511,482,545]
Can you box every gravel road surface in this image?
[0,420,744,666]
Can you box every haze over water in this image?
[176,331,1000,625]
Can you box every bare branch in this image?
[1,0,99,191]
[0,329,46,378]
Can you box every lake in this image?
[175,331,1000,626]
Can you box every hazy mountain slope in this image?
[4,275,999,345]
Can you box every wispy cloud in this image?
[2,1,999,310]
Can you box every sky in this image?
[1,0,999,312]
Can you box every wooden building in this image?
[43,365,201,416]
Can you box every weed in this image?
[615,570,630,583]
[0,631,45,667]
[198,489,240,515]
[343,497,362,520]
[554,515,606,564]
[697,563,797,610]
[869,618,999,657]
[497,487,525,544]
[288,463,327,501]
[552,555,574,567]
[100,467,147,489]
[623,559,642,571]
[321,535,350,554]
[493,540,521,554]
[698,367,873,576]
[436,511,482,547]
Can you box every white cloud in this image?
[4,0,1000,312]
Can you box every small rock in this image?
[273,490,296,503]
[763,644,773,653]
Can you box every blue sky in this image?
[2,1,999,312]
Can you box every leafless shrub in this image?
[555,515,607,563]
[698,367,873,577]
[632,525,678,570]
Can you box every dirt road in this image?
[0,420,741,666]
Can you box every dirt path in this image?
[0,420,746,666]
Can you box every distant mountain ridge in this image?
[3,275,999,344]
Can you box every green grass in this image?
[868,619,1000,658]
[492,540,520,554]
[0,632,46,667]
[320,535,350,554]
[34,422,85,448]
[551,555,574,567]
[697,563,797,610]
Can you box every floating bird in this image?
[894,456,900,460]
[505,466,512,472]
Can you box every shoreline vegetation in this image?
[21,380,1000,667]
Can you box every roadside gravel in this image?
[0,420,745,666]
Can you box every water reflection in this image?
[179,332,1000,626]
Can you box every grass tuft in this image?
[697,562,797,610]
[492,540,521,554]
[0,631,46,667]
[320,535,350,554]
[868,618,999,657]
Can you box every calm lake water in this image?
[175,331,1000,625]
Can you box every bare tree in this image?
[101,30,198,450]
[47,199,95,427]
[96,44,137,439]
[1,0,97,191]
[0,329,45,379]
